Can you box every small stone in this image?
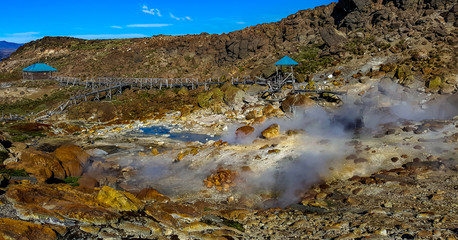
[374,229,388,236]
[151,148,159,155]
[383,201,393,208]
[369,209,387,215]
[352,188,362,195]
[354,158,368,164]
[80,226,100,235]
[345,197,358,205]
[315,193,327,200]
[267,149,281,154]
[261,124,280,139]
[430,194,444,201]
[235,125,255,138]
[416,230,432,238]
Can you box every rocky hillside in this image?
[0,41,22,61]
[0,0,456,81]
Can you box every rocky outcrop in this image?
[54,144,90,177]
[6,149,66,182]
[6,183,120,225]
[5,144,89,182]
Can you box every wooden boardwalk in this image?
[33,76,346,121]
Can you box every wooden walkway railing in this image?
[32,76,346,121]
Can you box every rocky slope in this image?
[0,0,456,81]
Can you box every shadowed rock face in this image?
[1,0,455,79]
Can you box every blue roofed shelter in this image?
[274,56,299,66]
[22,63,58,80]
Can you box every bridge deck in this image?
[33,76,346,121]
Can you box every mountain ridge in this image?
[0,0,456,82]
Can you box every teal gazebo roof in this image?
[274,56,298,66]
[22,63,58,72]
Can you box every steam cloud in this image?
[222,81,457,207]
[118,81,456,208]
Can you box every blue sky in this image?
[1,0,335,43]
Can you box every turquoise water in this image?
[140,126,221,143]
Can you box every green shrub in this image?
[0,168,29,177]
[295,45,334,75]
[64,176,80,187]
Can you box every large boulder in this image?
[281,94,315,113]
[6,149,66,183]
[6,144,90,182]
[54,144,90,177]
[320,27,348,48]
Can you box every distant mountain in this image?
[0,41,22,49]
[0,41,23,60]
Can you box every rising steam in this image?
[115,81,456,208]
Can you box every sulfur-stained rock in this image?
[262,105,275,116]
[0,218,57,240]
[6,149,65,182]
[428,76,442,89]
[135,188,170,203]
[261,124,280,139]
[235,126,255,138]
[6,183,120,225]
[96,185,144,212]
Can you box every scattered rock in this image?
[281,94,315,113]
[235,126,255,138]
[261,124,280,139]
[96,186,144,212]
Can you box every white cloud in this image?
[7,32,40,37]
[236,22,246,25]
[170,13,192,21]
[127,24,172,28]
[111,26,123,29]
[71,34,149,39]
[0,32,41,43]
[170,13,180,20]
[142,5,161,16]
